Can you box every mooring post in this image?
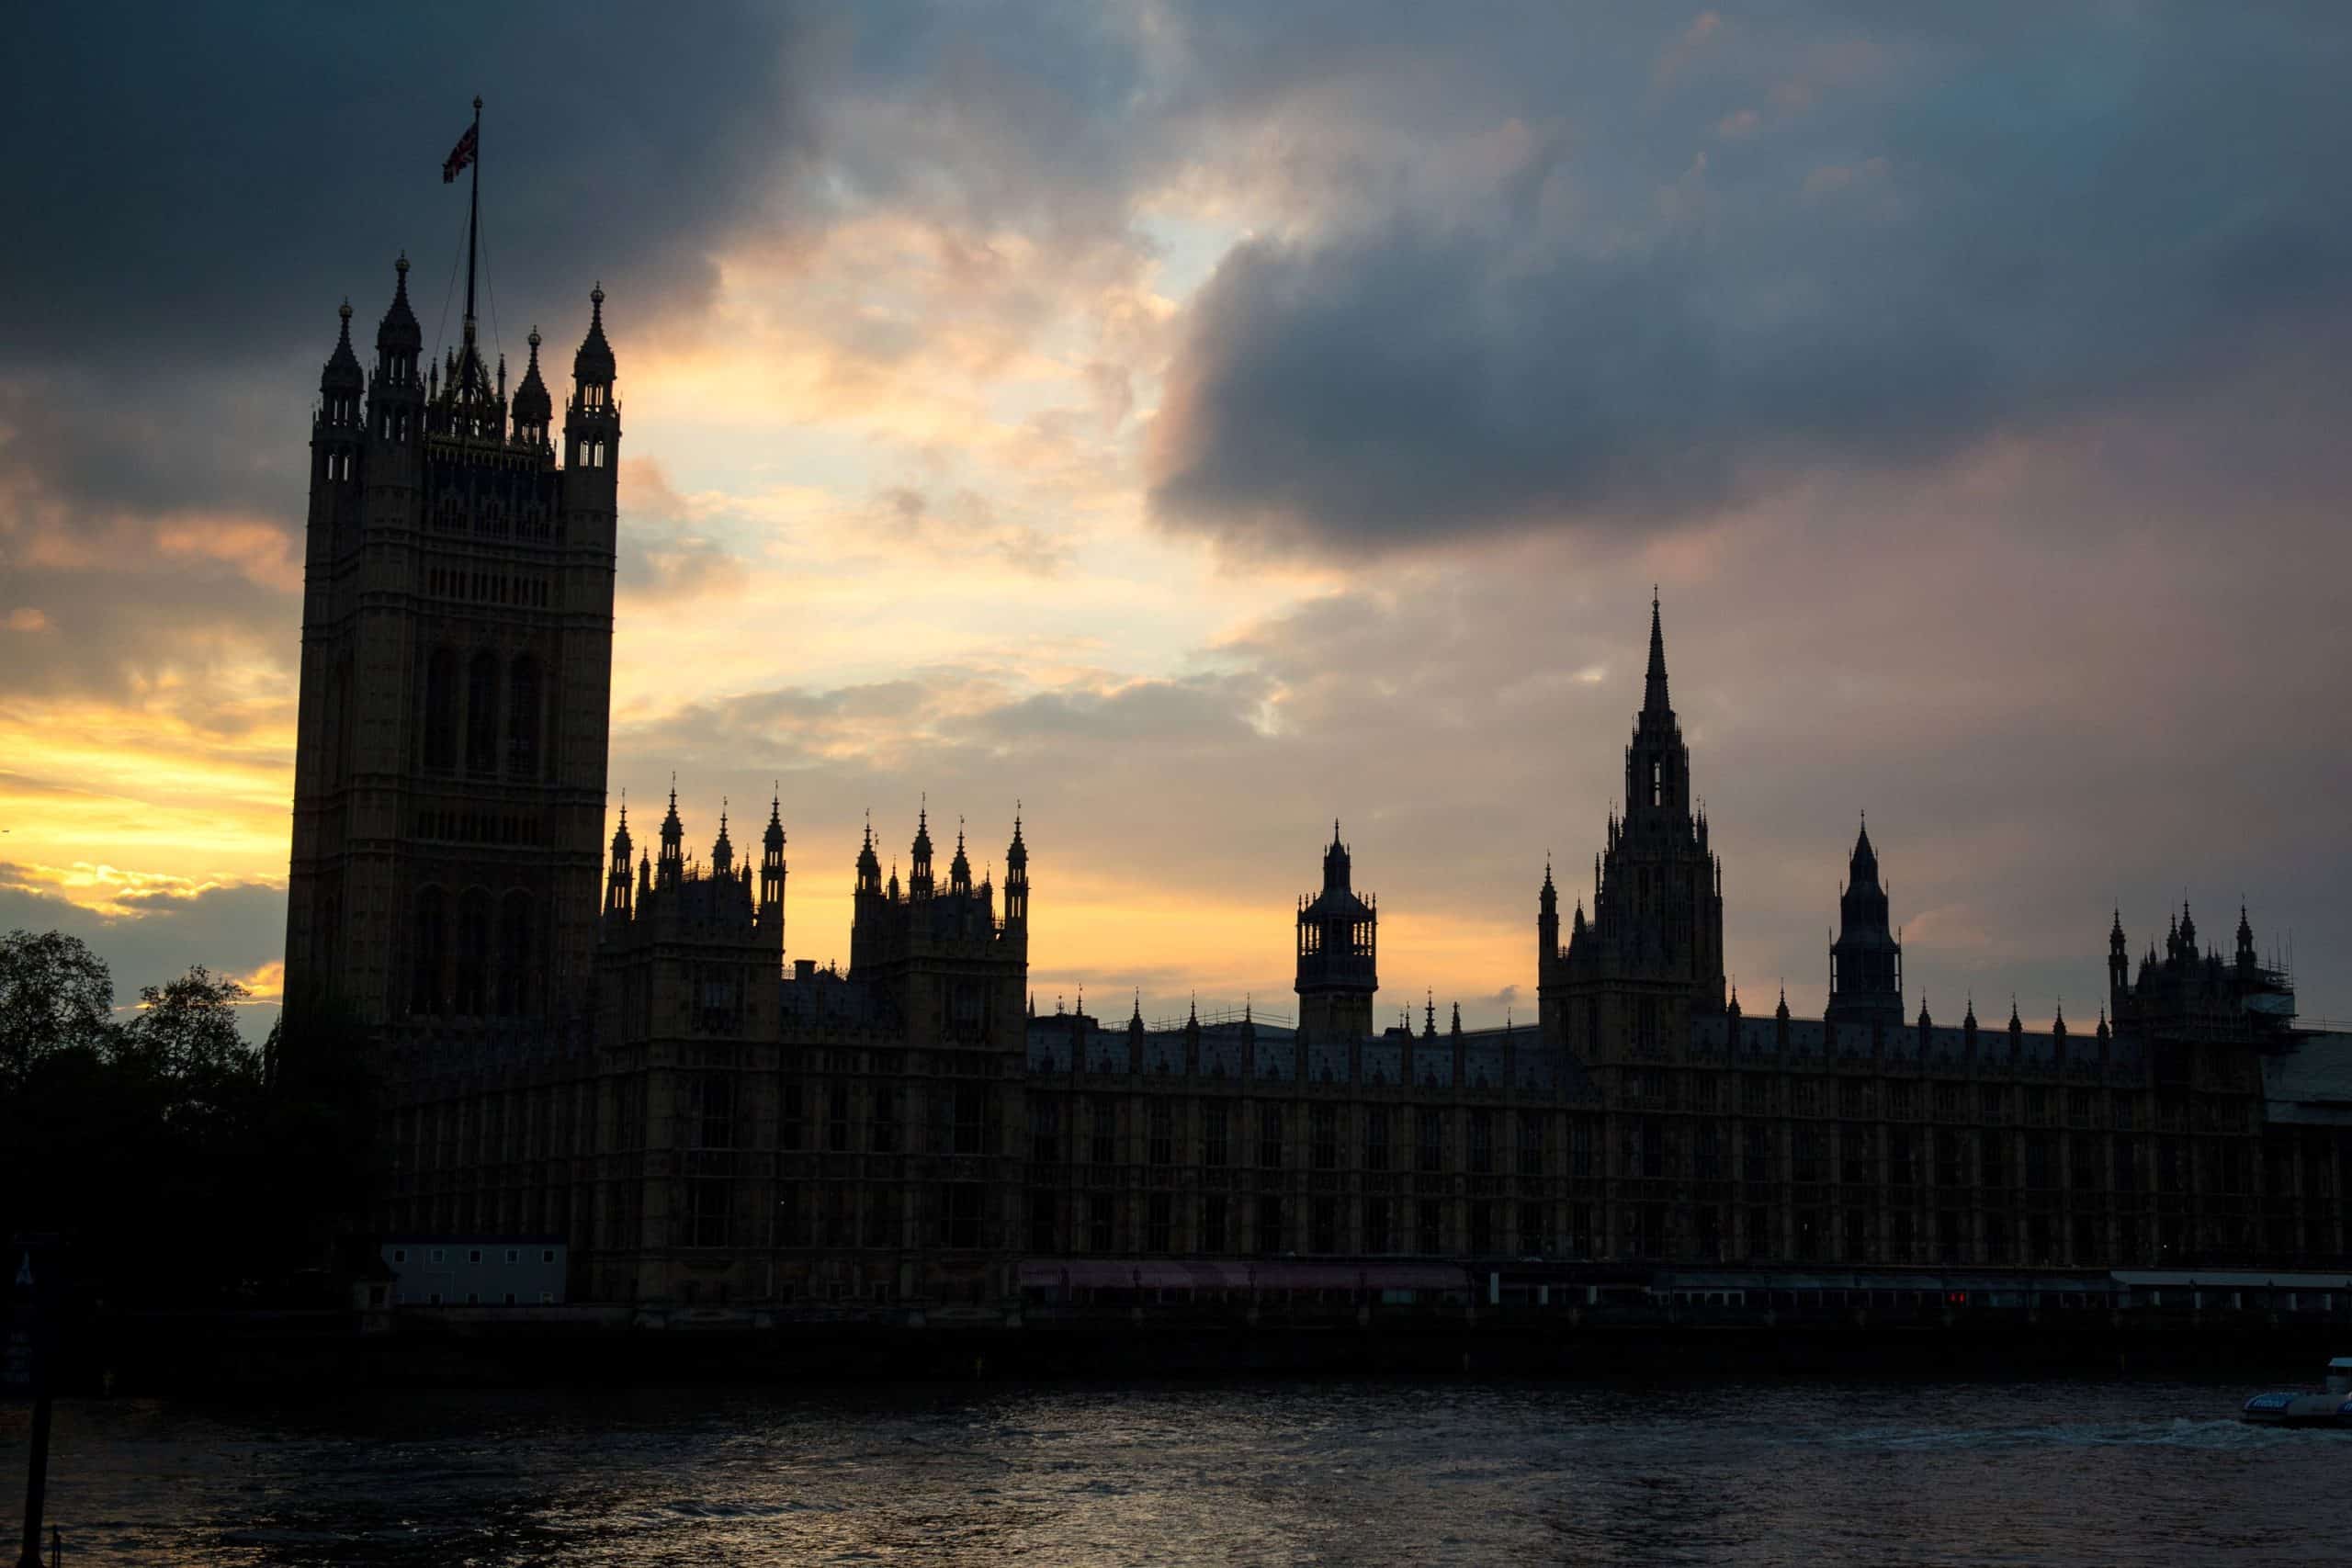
[12,1235,60,1568]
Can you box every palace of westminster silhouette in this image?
[284,251,2352,1309]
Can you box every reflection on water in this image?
[2,1377,2338,1564]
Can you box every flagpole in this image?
[463,96,481,350]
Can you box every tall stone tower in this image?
[1826,818,1903,1026]
[1541,595,1725,1058]
[1295,821,1377,1040]
[281,257,618,1032]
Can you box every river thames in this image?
[3,1375,2333,1564]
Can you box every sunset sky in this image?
[4,3,2348,1037]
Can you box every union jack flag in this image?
[442,123,478,184]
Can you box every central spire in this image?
[1644,586,1670,716]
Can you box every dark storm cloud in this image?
[1149,4,2352,553]
[822,0,1158,240]
[2,2,822,376]
[0,369,308,523]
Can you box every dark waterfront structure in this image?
[284,257,2352,1314]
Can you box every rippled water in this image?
[2,1376,2335,1564]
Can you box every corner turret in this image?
[758,792,786,946]
[658,783,684,892]
[949,819,973,897]
[560,283,620,549]
[1004,809,1029,931]
[605,797,634,921]
[510,326,552,447]
[910,806,934,900]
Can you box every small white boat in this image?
[2241,1358,2352,1427]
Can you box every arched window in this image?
[495,890,535,1016]
[465,651,499,773]
[331,654,356,784]
[423,648,458,772]
[454,888,491,1015]
[410,887,447,1015]
[506,656,541,778]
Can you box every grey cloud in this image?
[0,381,299,714]
[875,486,1070,577]
[0,562,291,716]
[965,671,1272,745]
[616,462,742,606]
[0,370,311,525]
[823,2,1162,245]
[1149,4,2352,554]
[630,677,944,750]
[0,870,286,1038]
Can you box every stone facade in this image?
[286,261,2352,1309]
[283,262,618,1035]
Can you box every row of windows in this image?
[390,1246,558,1266]
[1620,1121,2218,1190]
[1619,1070,2212,1133]
[394,1102,591,1178]
[774,1080,981,1155]
[427,566,552,608]
[1028,1101,1569,1177]
[413,809,543,847]
[635,1173,2337,1269]
[1030,1192,1573,1258]
[1018,1109,2222,1193]
[421,647,545,778]
[1018,1193,2194,1268]
[430,496,558,541]
[761,1181,983,1251]
[623,1078,979,1158]
[1297,918,1374,958]
[632,1079,2269,1200]
[408,886,541,1019]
